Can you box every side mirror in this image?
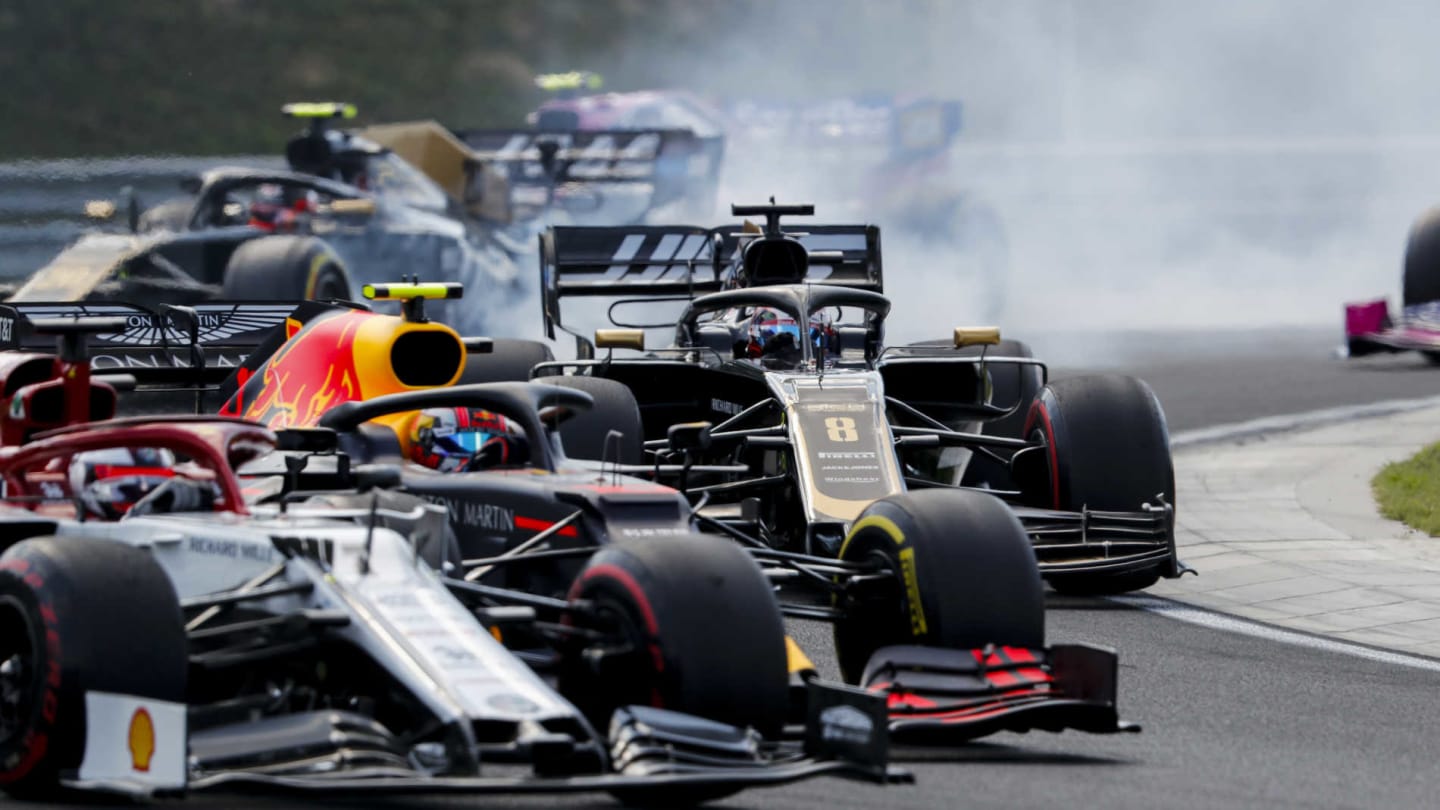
[953,326,1001,348]
[84,200,117,220]
[463,337,495,354]
[595,328,644,351]
[330,198,377,217]
[667,421,712,453]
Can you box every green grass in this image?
[1373,442,1440,535]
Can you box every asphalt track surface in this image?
[38,325,1440,810]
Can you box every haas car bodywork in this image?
[0,316,899,802]
[537,204,1182,594]
[532,207,1161,741]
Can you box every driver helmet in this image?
[67,447,177,520]
[247,183,287,231]
[407,408,525,473]
[745,308,802,363]
[745,308,836,365]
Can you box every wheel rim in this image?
[0,598,37,747]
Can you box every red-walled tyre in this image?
[1024,374,1175,595]
[0,537,186,799]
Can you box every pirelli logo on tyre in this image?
[897,547,928,635]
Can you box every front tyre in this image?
[562,534,788,807]
[1025,374,1175,595]
[834,489,1045,684]
[0,537,186,799]
[221,235,353,301]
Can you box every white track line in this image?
[1115,595,1440,673]
[1170,394,1440,449]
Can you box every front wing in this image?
[1014,502,1179,578]
[860,644,1139,744]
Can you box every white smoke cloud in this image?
[621,0,1440,359]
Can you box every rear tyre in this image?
[1403,207,1440,309]
[456,338,554,384]
[546,376,645,465]
[221,235,353,301]
[1025,374,1174,595]
[833,489,1044,684]
[562,535,788,806]
[0,537,186,799]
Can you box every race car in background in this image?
[9,102,713,336]
[1345,206,1440,361]
[720,95,1009,320]
[533,75,1007,318]
[528,72,726,220]
[0,315,897,803]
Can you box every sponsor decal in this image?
[91,353,240,370]
[710,398,743,416]
[187,536,277,563]
[801,402,867,412]
[78,693,186,789]
[817,451,876,460]
[127,708,153,772]
[424,496,516,532]
[819,704,875,746]
[617,526,689,538]
[898,547,928,635]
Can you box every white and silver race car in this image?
[0,409,896,804]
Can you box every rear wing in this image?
[455,127,723,212]
[539,223,882,338]
[0,301,301,384]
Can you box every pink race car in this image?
[1345,208,1440,361]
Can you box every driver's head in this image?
[67,447,177,520]
[248,183,286,231]
[406,408,527,472]
[745,308,802,364]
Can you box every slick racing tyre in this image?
[562,535,787,806]
[545,375,645,465]
[1402,207,1440,364]
[0,537,186,799]
[1024,374,1175,595]
[1403,207,1440,309]
[833,489,1045,684]
[456,338,554,384]
[221,235,353,301]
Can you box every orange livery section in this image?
[221,307,466,431]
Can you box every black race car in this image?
[8,103,708,336]
[534,203,1182,600]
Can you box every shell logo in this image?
[127,707,154,772]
